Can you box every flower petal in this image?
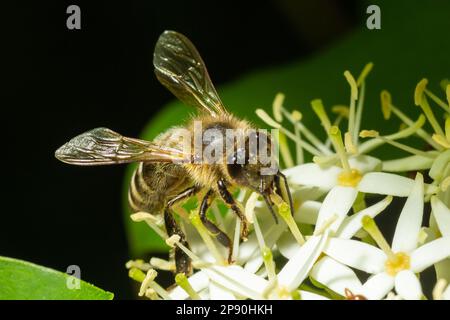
[299,290,330,300]
[431,196,450,237]
[277,234,327,291]
[443,283,450,300]
[284,163,340,189]
[205,265,268,300]
[392,173,424,253]
[348,155,382,174]
[310,256,362,296]
[337,196,392,239]
[324,238,386,274]
[394,270,422,300]
[294,200,321,225]
[240,222,286,273]
[357,172,415,196]
[410,237,450,273]
[209,281,236,300]
[360,272,394,300]
[314,186,358,234]
[277,231,300,259]
[169,270,209,300]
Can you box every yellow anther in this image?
[359,130,379,138]
[273,93,285,122]
[166,235,181,248]
[256,109,281,128]
[311,99,332,132]
[291,110,302,121]
[344,70,358,100]
[332,105,350,118]
[415,78,428,106]
[356,62,374,86]
[380,90,392,120]
[345,131,358,154]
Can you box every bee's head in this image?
[225,130,277,194]
[225,130,294,224]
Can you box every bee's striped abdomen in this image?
[128,162,192,215]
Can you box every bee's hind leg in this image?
[200,189,234,264]
[217,179,249,241]
[164,209,192,275]
[165,186,201,275]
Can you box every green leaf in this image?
[123,0,450,257]
[0,256,114,300]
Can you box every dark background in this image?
[2,0,365,299]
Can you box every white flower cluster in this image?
[127,64,450,300]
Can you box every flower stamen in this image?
[328,126,351,173]
[379,91,441,150]
[415,79,445,137]
[131,211,166,239]
[425,89,450,113]
[344,131,358,154]
[150,257,175,271]
[190,210,225,265]
[279,131,295,168]
[251,199,277,280]
[125,259,151,271]
[272,93,284,122]
[271,193,305,245]
[175,273,201,300]
[344,70,358,144]
[363,216,411,276]
[361,216,395,260]
[432,134,450,149]
[257,108,322,156]
[311,99,332,134]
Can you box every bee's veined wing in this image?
[153,30,228,118]
[55,127,188,165]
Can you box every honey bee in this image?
[55,30,294,275]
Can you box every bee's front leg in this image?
[275,171,295,216]
[200,189,233,264]
[217,179,249,241]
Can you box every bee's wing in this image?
[153,30,228,117]
[55,127,187,165]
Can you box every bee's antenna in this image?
[277,171,295,217]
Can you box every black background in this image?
[2,1,362,299]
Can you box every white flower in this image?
[284,154,420,234]
[430,196,450,283]
[320,173,450,299]
[308,196,393,297]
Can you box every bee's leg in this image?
[217,179,249,240]
[275,172,295,216]
[200,189,234,264]
[167,185,201,208]
[164,208,192,275]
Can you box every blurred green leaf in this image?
[0,256,114,300]
[123,0,450,257]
